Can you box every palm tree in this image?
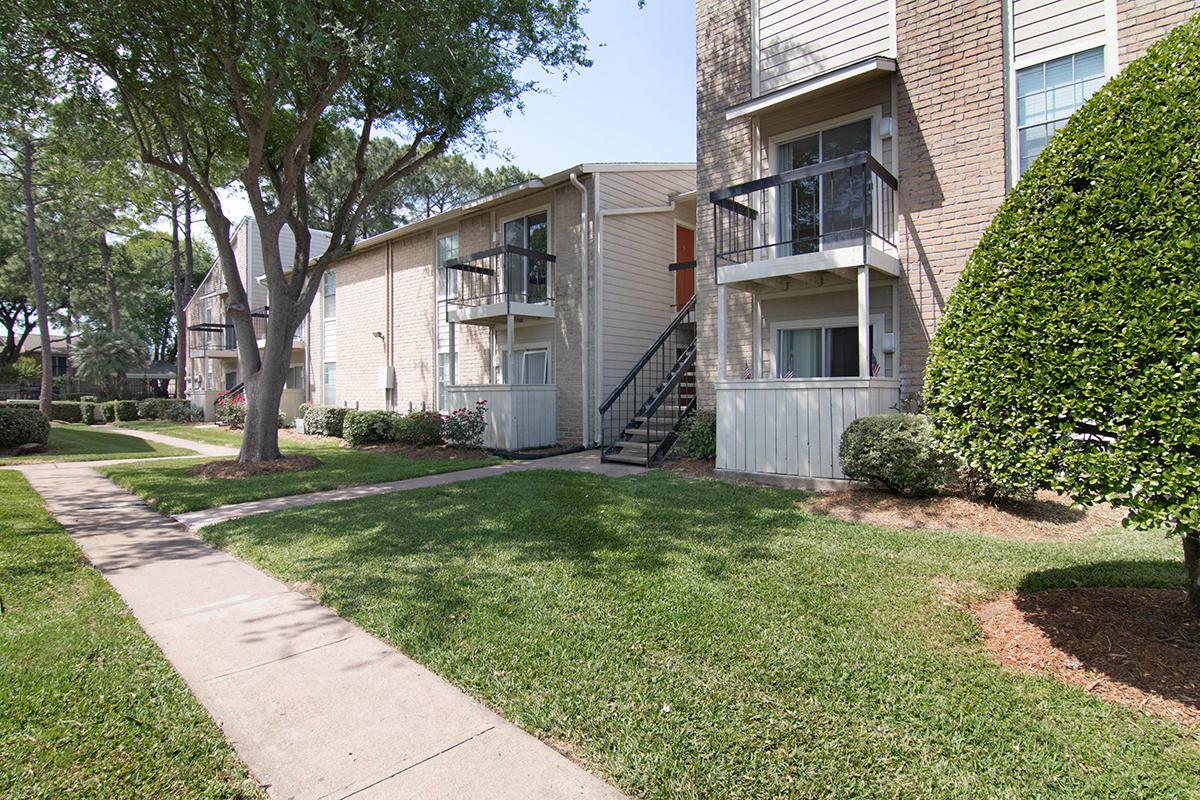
[69,327,146,399]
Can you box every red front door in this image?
[674,225,695,312]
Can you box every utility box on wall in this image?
[378,366,395,390]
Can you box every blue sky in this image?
[476,0,697,172]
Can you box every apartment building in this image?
[185,218,331,420]
[694,0,1198,485]
[307,163,696,453]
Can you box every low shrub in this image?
[101,401,117,423]
[137,397,197,422]
[0,406,50,448]
[303,405,350,438]
[47,401,82,423]
[674,409,716,460]
[79,400,100,424]
[395,410,443,447]
[443,401,487,448]
[113,400,139,422]
[343,410,404,446]
[840,413,955,497]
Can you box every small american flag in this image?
[870,353,881,376]
[743,363,752,380]
[783,368,794,379]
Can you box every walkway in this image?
[174,449,643,530]
[16,460,628,800]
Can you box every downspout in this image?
[569,172,590,447]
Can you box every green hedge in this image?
[395,410,443,446]
[924,17,1200,527]
[113,400,139,422]
[101,401,117,423]
[840,414,953,496]
[5,399,83,424]
[343,410,404,446]
[302,405,350,438]
[0,406,50,448]
[80,400,100,425]
[137,397,198,422]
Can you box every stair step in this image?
[604,452,651,466]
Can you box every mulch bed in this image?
[667,458,717,479]
[975,588,1200,730]
[352,443,490,460]
[808,488,1126,541]
[187,455,323,478]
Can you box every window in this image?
[322,362,336,405]
[1016,47,1105,175]
[775,323,880,378]
[437,351,459,410]
[322,270,336,319]
[284,364,304,390]
[502,211,549,302]
[776,118,873,255]
[225,371,239,391]
[436,233,460,300]
[521,349,549,385]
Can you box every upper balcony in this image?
[711,152,898,292]
[443,244,557,326]
[187,308,303,358]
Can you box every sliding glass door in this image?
[503,211,549,303]
[776,118,872,255]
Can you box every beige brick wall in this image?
[1118,1,1199,64]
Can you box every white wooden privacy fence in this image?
[716,378,901,480]
[445,384,557,451]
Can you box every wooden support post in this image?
[751,295,762,379]
[448,321,457,385]
[505,315,515,385]
[717,284,727,381]
[858,265,871,378]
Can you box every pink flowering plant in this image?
[215,392,247,429]
[442,400,488,448]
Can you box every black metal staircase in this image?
[599,296,697,466]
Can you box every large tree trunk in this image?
[1184,531,1200,615]
[99,231,121,331]
[20,137,53,417]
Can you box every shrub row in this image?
[302,405,351,438]
[0,406,50,448]
[5,399,88,424]
[342,409,448,447]
[137,397,200,422]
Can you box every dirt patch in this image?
[352,443,490,461]
[667,458,716,479]
[975,588,1200,730]
[808,488,1125,541]
[187,455,322,478]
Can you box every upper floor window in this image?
[503,211,549,303]
[1016,47,1105,175]
[322,270,336,319]
[436,233,460,300]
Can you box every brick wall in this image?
[893,0,1008,394]
[1118,1,1199,64]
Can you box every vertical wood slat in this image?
[715,379,901,479]
[446,385,556,450]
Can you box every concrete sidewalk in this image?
[176,450,643,531]
[107,424,240,458]
[18,462,628,800]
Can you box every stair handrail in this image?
[599,295,696,415]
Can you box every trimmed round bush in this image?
[840,414,953,496]
[343,410,403,446]
[101,401,117,423]
[925,18,1200,528]
[303,405,351,438]
[80,400,100,424]
[0,406,50,448]
[50,400,83,424]
[675,409,716,460]
[113,400,139,422]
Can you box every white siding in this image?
[1012,0,1108,62]
[597,169,695,211]
[445,384,557,450]
[758,0,894,94]
[715,378,900,479]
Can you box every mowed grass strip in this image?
[200,469,1200,800]
[0,424,194,465]
[0,471,262,799]
[102,422,500,514]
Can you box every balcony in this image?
[443,244,556,326]
[711,152,898,291]
[187,308,303,359]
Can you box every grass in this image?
[101,422,499,514]
[0,424,194,465]
[0,471,262,799]
[114,420,244,447]
[199,469,1200,799]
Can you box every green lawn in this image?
[199,469,1199,799]
[0,471,262,799]
[102,422,499,514]
[115,420,244,447]
[0,424,194,465]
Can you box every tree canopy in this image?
[924,17,1200,603]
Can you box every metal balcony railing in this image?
[443,243,556,320]
[711,152,898,270]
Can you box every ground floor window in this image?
[322,362,336,405]
[775,320,881,378]
[496,346,550,385]
[284,364,304,390]
[224,371,239,391]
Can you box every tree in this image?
[21,0,590,462]
[69,327,146,399]
[924,18,1200,611]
